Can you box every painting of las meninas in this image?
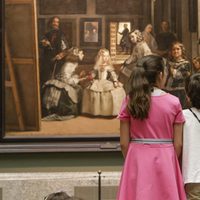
[1,0,199,142]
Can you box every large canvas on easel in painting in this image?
[5,0,40,132]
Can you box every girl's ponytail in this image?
[127,55,165,120]
[127,67,151,120]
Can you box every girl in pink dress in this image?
[117,55,186,200]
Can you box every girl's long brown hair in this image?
[127,55,165,120]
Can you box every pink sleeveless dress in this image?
[117,93,186,200]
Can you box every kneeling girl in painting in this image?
[82,48,125,116]
[117,55,186,200]
[42,47,85,119]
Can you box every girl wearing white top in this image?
[182,73,200,199]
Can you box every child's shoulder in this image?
[159,93,182,108]
[162,92,180,102]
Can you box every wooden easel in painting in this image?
[5,33,25,131]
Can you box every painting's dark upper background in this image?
[39,0,143,15]
[96,0,142,15]
[39,0,87,14]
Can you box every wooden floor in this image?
[6,116,120,137]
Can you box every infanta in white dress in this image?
[82,64,125,116]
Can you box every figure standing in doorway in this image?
[118,24,131,54]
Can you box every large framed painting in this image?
[1,0,199,153]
